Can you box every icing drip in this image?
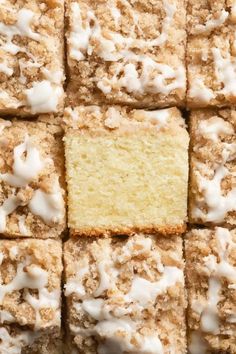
[193,10,228,34]
[29,177,64,225]
[0,135,44,188]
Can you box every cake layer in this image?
[64,106,189,236]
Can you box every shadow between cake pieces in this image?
[187,1,236,108]
[63,234,187,353]
[189,108,236,227]
[66,0,187,108]
[0,118,66,239]
[186,227,236,354]
[63,106,189,237]
[0,0,65,116]
[0,239,63,354]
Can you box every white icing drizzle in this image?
[189,77,215,103]
[0,120,11,135]
[188,331,209,354]
[0,195,21,233]
[9,246,18,260]
[198,116,234,142]
[0,252,4,265]
[64,261,89,297]
[0,310,15,323]
[69,1,185,95]
[194,164,236,223]
[0,135,44,187]
[71,299,164,354]
[192,228,236,334]
[66,235,183,353]
[193,10,228,34]
[25,80,63,114]
[212,47,236,96]
[18,215,29,236]
[0,256,60,330]
[0,58,13,76]
[0,327,39,354]
[29,177,64,225]
[125,266,183,306]
[0,9,40,55]
[200,277,221,333]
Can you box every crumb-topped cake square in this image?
[0,119,66,238]
[64,234,187,353]
[187,1,236,108]
[64,106,189,236]
[189,109,236,227]
[66,0,186,108]
[0,0,65,116]
[186,228,236,354]
[0,239,63,354]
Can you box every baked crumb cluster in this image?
[0,0,65,116]
[0,0,236,353]
[66,0,186,108]
[64,234,186,353]
[0,239,63,353]
[0,119,66,238]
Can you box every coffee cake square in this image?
[0,239,63,354]
[0,0,65,116]
[66,0,186,108]
[187,1,236,107]
[64,106,189,236]
[64,234,187,353]
[186,228,236,354]
[189,109,236,227]
[0,119,66,238]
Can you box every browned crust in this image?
[69,223,187,238]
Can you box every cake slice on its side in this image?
[64,234,187,353]
[64,106,189,236]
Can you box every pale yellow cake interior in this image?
[65,131,189,233]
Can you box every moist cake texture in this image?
[187,1,236,107]
[0,119,66,238]
[66,0,186,108]
[0,0,65,116]
[64,234,187,353]
[189,109,236,227]
[64,106,189,236]
[0,239,62,354]
[186,228,236,354]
